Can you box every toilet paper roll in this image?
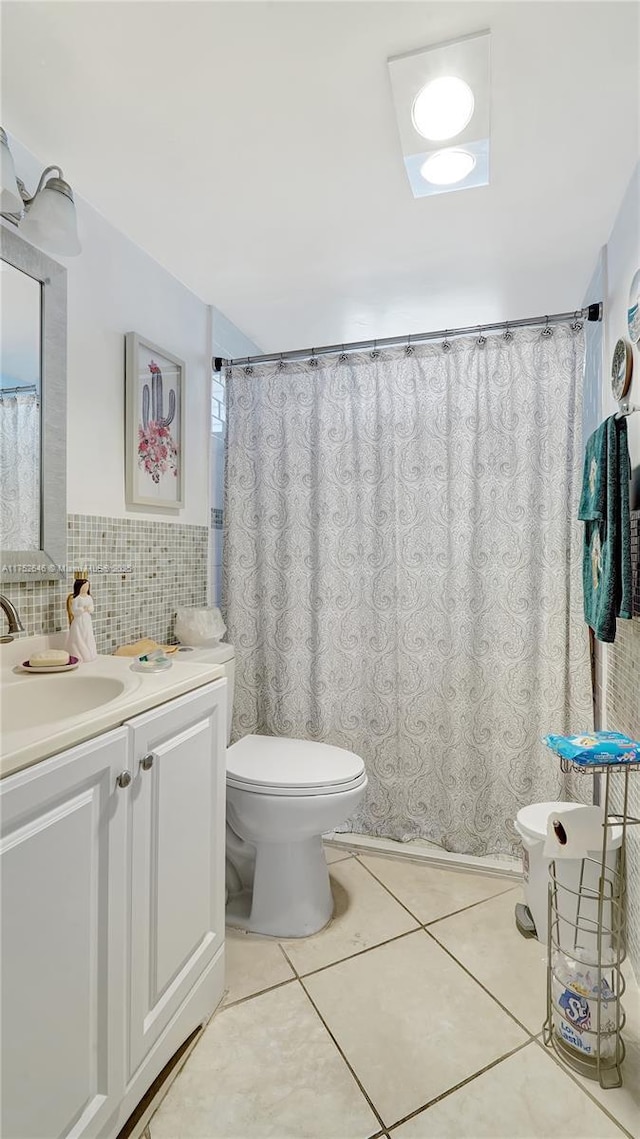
[543,805,606,860]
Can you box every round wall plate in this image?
[628,269,640,344]
[611,338,632,401]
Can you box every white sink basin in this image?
[3,676,127,732]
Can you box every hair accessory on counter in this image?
[113,637,178,657]
[543,731,640,766]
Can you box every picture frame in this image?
[125,332,185,509]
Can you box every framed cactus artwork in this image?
[125,333,185,509]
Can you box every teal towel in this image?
[578,416,632,642]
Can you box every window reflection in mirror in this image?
[0,260,41,551]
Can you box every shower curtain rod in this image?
[215,303,603,370]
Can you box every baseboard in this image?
[324,831,522,880]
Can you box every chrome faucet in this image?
[0,595,25,643]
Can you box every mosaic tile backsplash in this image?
[1,514,208,655]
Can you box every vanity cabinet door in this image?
[127,682,226,1077]
[0,729,129,1139]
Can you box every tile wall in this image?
[2,513,208,654]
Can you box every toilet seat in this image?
[227,734,366,797]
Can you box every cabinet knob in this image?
[116,771,132,789]
[140,753,154,771]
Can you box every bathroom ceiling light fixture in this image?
[0,128,81,256]
[421,149,476,186]
[412,77,475,142]
[388,31,491,199]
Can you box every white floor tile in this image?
[280,857,418,975]
[223,927,295,1006]
[391,1041,624,1137]
[304,928,526,1127]
[570,964,640,1138]
[358,854,515,923]
[324,845,354,864]
[150,982,379,1139]
[429,887,547,1031]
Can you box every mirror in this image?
[0,225,67,581]
[0,261,42,550]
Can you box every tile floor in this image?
[150,847,639,1139]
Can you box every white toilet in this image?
[181,643,367,937]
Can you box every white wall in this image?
[6,134,212,526]
[601,162,640,508]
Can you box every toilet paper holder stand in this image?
[542,756,639,1089]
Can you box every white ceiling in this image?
[2,1,639,352]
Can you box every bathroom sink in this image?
[2,676,127,732]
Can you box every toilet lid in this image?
[226,734,365,791]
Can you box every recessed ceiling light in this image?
[420,149,476,186]
[412,76,475,142]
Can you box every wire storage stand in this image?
[543,757,639,1088]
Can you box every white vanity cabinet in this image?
[0,680,226,1139]
[127,684,226,1077]
[0,728,130,1139]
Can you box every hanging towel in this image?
[578,416,632,642]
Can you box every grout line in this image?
[218,975,297,1012]
[291,927,421,981]
[422,886,520,928]
[530,1035,634,1138]
[385,1038,533,1133]
[296,974,388,1135]
[355,851,518,928]
[423,926,540,1040]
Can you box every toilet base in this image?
[226,834,334,938]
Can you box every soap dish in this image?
[20,657,79,674]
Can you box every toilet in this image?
[180,643,367,937]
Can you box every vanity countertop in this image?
[0,635,225,779]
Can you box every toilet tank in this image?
[175,642,235,743]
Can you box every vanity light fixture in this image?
[0,128,81,256]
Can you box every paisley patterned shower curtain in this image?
[224,326,592,856]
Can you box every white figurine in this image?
[66,579,98,662]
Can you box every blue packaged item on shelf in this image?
[544,731,640,766]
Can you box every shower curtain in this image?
[0,391,40,551]
[224,326,592,856]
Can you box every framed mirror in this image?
[0,225,67,581]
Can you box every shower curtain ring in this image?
[442,332,451,352]
[542,316,553,338]
[339,344,348,362]
[405,334,414,356]
[277,352,286,370]
[477,327,487,346]
[309,349,318,367]
[571,310,583,332]
[503,323,513,341]
[370,339,380,360]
